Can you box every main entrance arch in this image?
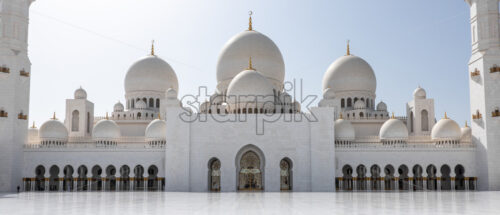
[236,145,265,191]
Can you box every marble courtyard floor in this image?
[0,191,499,214]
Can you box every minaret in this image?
[465,0,500,191]
[0,0,35,192]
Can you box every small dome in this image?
[322,55,376,96]
[28,123,39,141]
[226,69,275,104]
[145,119,166,139]
[114,101,124,112]
[124,55,179,94]
[136,100,147,109]
[216,30,285,92]
[376,101,387,111]
[39,119,68,140]
[379,118,409,140]
[28,126,39,137]
[335,118,355,141]
[74,87,87,99]
[166,88,177,99]
[413,87,426,99]
[323,88,335,99]
[280,92,292,104]
[93,119,121,139]
[432,116,461,140]
[354,100,366,109]
[210,92,223,104]
[461,125,472,139]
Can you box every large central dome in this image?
[322,55,376,96]
[124,55,179,94]
[216,30,285,93]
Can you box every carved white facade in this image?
[0,0,498,192]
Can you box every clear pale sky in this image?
[28,0,471,126]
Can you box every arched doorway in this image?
[370,165,381,190]
[208,159,221,192]
[49,165,59,191]
[77,165,88,191]
[35,165,45,191]
[426,165,437,190]
[106,165,117,191]
[398,165,409,190]
[280,158,292,191]
[384,165,395,190]
[412,165,424,191]
[147,165,159,191]
[356,165,367,191]
[120,165,130,191]
[134,165,145,191]
[63,165,74,191]
[238,151,263,191]
[441,165,451,190]
[91,165,103,191]
[342,165,353,191]
[455,165,465,190]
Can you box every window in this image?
[72,110,79,131]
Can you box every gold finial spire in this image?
[391,112,395,119]
[151,40,155,56]
[158,113,161,120]
[465,121,468,127]
[247,57,255,70]
[31,121,36,129]
[105,112,109,120]
[51,112,57,120]
[444,112,448,119]
[248,11,253,31]
[346,40,350,56]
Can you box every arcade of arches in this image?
[336,164,476,191]
[24,164,164,192]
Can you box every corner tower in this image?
[466,0,500,190]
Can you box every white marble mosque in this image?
[1,0,500,193]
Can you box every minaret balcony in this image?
[18,113,27,120]
[20,70,30,77]
[0,111,8,118]
[472,110,482,120]
[490,65,500,73]
[0,66,10,74]
[470,69,480,77]
[492,108,500,117]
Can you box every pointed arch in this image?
[235,144,265,191]
[421,109,429,131]
[280,157,293,191]
[71,110,79,131]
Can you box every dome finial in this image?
[247,57,255,70]
[105,112,109,120]
[31,121,36,128]
[346,40,350,56]
[151,40,155,56]
[248,11,253,31]
[158,113,161,120]
[391,112,395,119]
[444,112,448,119]
[51,112,57,120]
[465,120,468,127]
